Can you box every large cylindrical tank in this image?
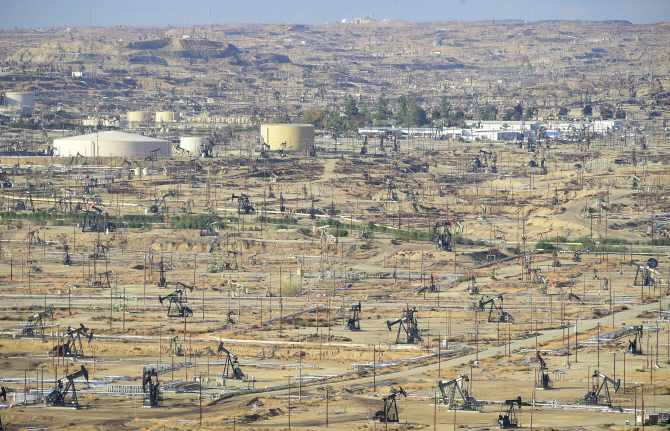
[179,136,208,155]
[155,111,179,123]
[4,92,34,109]
[128,111,150,122]
[260,124,313,153]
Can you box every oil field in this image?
[0,16,670,431]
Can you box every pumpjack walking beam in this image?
[45,365,89,407]
[437,374,481,411]
[498,397,521,428]
[386,306,422,344]
[217,342,245,379]
[142,367,161,407]
[583,370,620,407]
[372,387,407,423]
[477,294,514,323]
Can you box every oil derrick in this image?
[386,306,421,344]
[535,353,551,389]
[142,367,161,407]
[347,302,361,331]
[45,365,89,407]
[437,374,480,411]
[217,342,244,379]
[159,284,194,318]
[498,397,521,428]
[583,370,620,407]
[372,387,407,423]
[232,193,253,214]
[51,324,94,358]
[19,307,53,338]
[477,294,514,323]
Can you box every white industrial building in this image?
[53,131,170,158]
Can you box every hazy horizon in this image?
[1,0,668,29]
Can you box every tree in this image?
[394,96,408,124]
[439,96,450,120]
[615,109,626,119]
[524,107,533,119]
[300,109,325,126]
[600,107,613,119]
[406,100,427,127]
[513,104,523,117]
[479,104,497,121]
[582,105,593,116]
[344,96,358,118]
[431,109,441,121]
[375,96,389,121]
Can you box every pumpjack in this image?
[386,306,422,344]
[437,374,481,411]
[218,342,245,379]
[156,260,168,288]
[347,302,361,331]
[81,203,115,233]
[149,191,174,214]
[89,241,109,260]
[142,367,161,407]
[628,325,644,355]
[20,307,53,338]
[196,216,217,237]
[52,324,94,358]
[309,144,317,157]
[583,370,620,407]
[89,270,113,289]
[225,251,240,270]
[498,397,521,428]
[572,250,582,262]
[62,241,72,266]
[386,180,398,201]
[536,353,551,389]
[45,365,89,408]
[0,386,5,431]
[629,260,654,287]
[477,294,514,323]
[159,284,194,318]
[360,136,368,155]
[232,193,254,214]
[434,220,452,251]
[372,387,407,423]
[268,184,276,199]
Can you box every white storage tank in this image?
[180,136,208,156]
[53,131,170,158]
[4,92,34,115]
[128,111,151,122]
[156,111,179,123]
[260,124,313,153]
